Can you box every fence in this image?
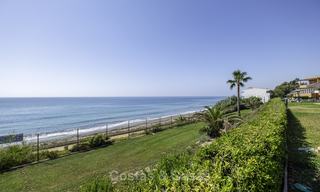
[0,112,200,166]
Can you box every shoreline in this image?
[0,110,200,148]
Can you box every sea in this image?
[0,97,223,142]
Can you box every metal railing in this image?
[0,112,200,160]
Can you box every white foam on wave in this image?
[180,110,198,115]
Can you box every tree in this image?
[227,70,252,116]
[270,78,299,98]
[198,106,242,137]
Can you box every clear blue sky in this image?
[0,0,319,97]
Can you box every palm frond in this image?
[227,80,236,89]
[243,76,252,82]
[226,80,236,83]
[229,70,252,85]
[241,71,248,77]
[232,70,241,77]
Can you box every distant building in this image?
[241,87,270,103]
[288,76,320,100]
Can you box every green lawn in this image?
[287,102,320,191]
[0,122,205,192]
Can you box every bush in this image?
[0,145,36,171]
[70,142,91,152]
[70,134,112,152]
[42,150,59,160]
[151,124,163,133]
[145,124,163,134]
[199,125,221,138]
[89,134,107,148]
[108,98,287,191]
[243,96,263,110]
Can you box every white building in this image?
[241,87,270,103]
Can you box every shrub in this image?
[70,134,112,152]
[70,142,91,152]
[151,124,163,133]
[42,150,59,160]
[89,134,107,148]
[145,123,163,134]
[243,96,263,110]
[0,145,36,171]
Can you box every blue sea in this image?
[0,97,223,141]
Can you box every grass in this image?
[237,108,250,116]
[229,108,251,117]
[287,102,320,191]
[0,122,206,192]
[229,108,258,122]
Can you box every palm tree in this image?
[227,70,252,116]
[198,106,242,137]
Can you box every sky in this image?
[0,0,319,97]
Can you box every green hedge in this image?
[103,98,286,192]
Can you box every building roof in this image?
[244,87,270,90]
[307,82,320,89]
[302,76,320,81]
[288,89,300,95]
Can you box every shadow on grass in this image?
[287,110,320,191]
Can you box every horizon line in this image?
[0,95,228,98]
